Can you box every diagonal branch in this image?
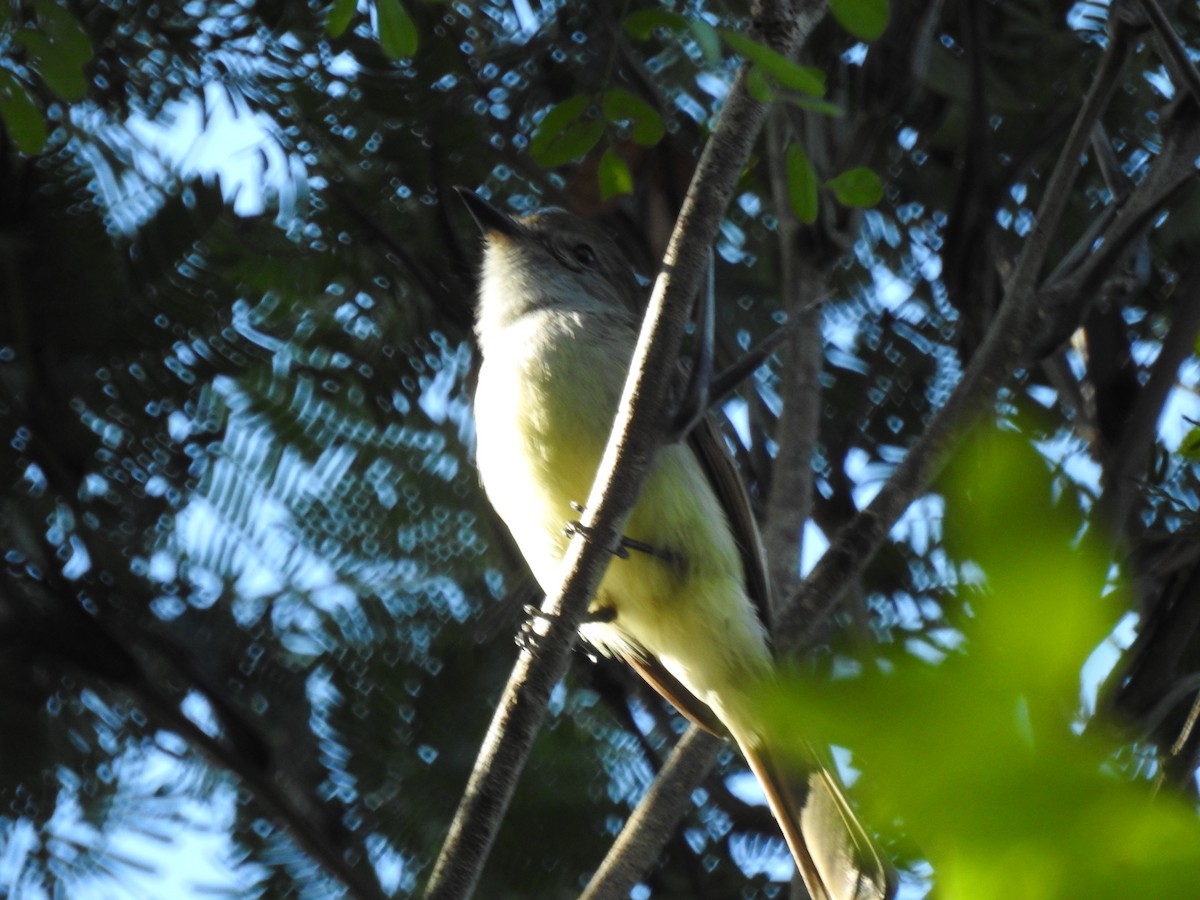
[1097,260,1200,540]
[773,16,1152,648]
[422,2,819,896]
[577,10,830,898]
[1137,0,1200,105]
[580,727,724,900]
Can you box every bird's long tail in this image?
[737,735,896,900]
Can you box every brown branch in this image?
[580,727,724,900]
[1098,261,1200,540]
[571,7,830,898]
[775,16,1141,648]
[421,2,823,895]
[1137,0,1200,105]
[759,106,825,610]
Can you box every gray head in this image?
[457,189,643,338]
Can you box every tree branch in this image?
[760,106,825,611]
[579,727,724,900]
[774,16,1151,648]
[422,2,822,895]
[569,10,831,897]
[1137,0,1200,105]
[1098,261,1200,539]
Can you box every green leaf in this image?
[598,148,633,200]
[0,73,48,154]
[826,166,883,207]
[19,1,94,102]
[530,96,603,168]
[375,0,418,59]
[1180,428,1200,460]
[746,65,775,103]
[326,0,357,37]
[785,143,819,224]
[601,88,664,147]
[829,0,890,41]
[782,93,844,117]
[689,20,722,66]
[722,30,826,97]
[16,31,88,100]
[530,95,587,157]
[623,9,688,41]
[33,0,93,61]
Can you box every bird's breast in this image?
[474,313,628,584]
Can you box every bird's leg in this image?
[564,502,682,567]
[515,601,616,651]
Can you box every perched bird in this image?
[460,188,893,900]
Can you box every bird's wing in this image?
[687,416,774,634]
[617,644,726,736]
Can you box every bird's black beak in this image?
[455,187,524,239]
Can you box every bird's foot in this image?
[515,602,616,651]
[564,502,674,563]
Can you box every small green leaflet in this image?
[375,0,418,59]
[623,9,688,40]
[0,72,48,154]
[786,143,819,224]
[829,0,890,42]
[599,148,633,200]
[20,0,94,102]
[827,166,884,207]
[746,65,774,103]
[722,31,826,97]
[689,20,721,66]
[602,89,664,147]
[1181,428,1200,460]
[530,95,604,168]
[33,0,92,61]
[327,0,357,37]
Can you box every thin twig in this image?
[1137,0,1200,105]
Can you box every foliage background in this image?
[2,0,1200,897]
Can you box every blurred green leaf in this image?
[1178,428,1200,460]
[783,93,844,116]
[375,0,418,59]
[623,9,688,41]
[785,143,819,224]
[758,425,1189,900]
[722,30,826,97]
[829,0,890,41]
[0,72,48,154]
[689,19,722,66]
[827,166,883,207]
[326,0,357,37]
[598,148,632,200]
[746,65,775,103]
[18,2,93,104]
[530,95,603,168]
[33,0,93,61]
[601,88,664,147]
[16,31,87,100]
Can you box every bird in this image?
[459,187,894,900]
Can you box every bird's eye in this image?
[572,243,596,266]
